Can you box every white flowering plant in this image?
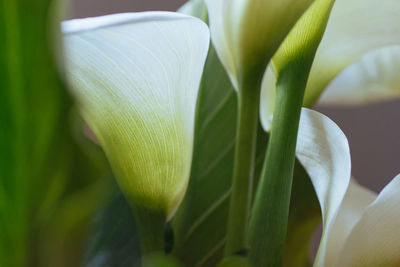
[1,0,400,266]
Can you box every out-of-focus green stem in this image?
[134,208,166,255]
[1,2,28,266]
[225,77,261,256]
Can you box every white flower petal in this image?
[204,0,238,89]
[63,12,210,220]
[319,46,400,105]
[305,0,400,105]
[62,12,191,34]
[295,108,351,267]
[322,179,376,267]
[336,174,400,267]
[205,0,314,90]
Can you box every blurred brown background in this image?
[68,0,400,193]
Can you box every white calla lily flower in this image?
[261,0,400,130]
[62,12,209,222]
[293,108,400,267]
[205,0,314,90]
[330,175,400,267]
[319,45,400,105]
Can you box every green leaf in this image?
[36,131,112,267]
[0,1,70,265]
[170,43,238,266]
[82,187,141,267]
[171,39,269,265]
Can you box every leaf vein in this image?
[183,189,231,242]
[200,90,235,133]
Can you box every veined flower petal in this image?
[63,12,210,220]
[295,108,351,267]
[205,0,314,90]
[335,174,400,267]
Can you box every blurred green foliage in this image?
[0,1,111,266]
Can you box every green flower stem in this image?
[134,208,166,255]
[248,62,311,266]
[225,79,261,256]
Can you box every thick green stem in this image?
[248,64,310,266]
[225,80,261,256]
[134,208,165,256]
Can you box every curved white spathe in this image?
[322,179,376,266]
[205,0,314,90]
[295,111,400,266]
[63,12,210,220]
[266,109,400,266]
[314,174,400,266]
[335,174,400,266]
[295,108,351,267]
[306,0,400,105]
[260,0,400,127]
[319,45,400,105]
